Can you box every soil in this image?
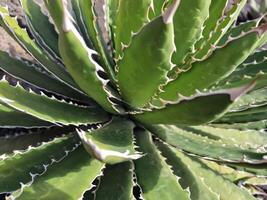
[0,0,31,59]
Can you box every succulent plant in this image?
[0,0,267,199]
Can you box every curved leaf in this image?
[94,162,134,200]
[78,117,141,164]
[11,146,105,200]
[114,0,152,58]
[134,129,190,200]
[0,50,89,101]
[157,142,256,200]
[172,0,211,66]
[0,127,73,156]
[118,4,176,108]
[45,0,121,114]
[147,125,267,163]
[0,6,78,91]
[0,103,53,128]
[134,85,253,125]
[20,0,60,58]
[0,136,78,193]
[72,0,116,82]
[159,26,267,101]
[0,78,109,125]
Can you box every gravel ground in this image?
[0,0,31,59]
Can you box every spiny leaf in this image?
[193,0,228,51]
[105,0,119,51]
[229,163,267,177]
[0,136,78,193]
[199,159,255,183]
[114,0,152,58]
[194,0,247,60]
[245,48,267,64]
[151,0,169,17]
[72,0,116,82]
[211,120,267,131]
[0,127,73,156]
[94,162,134,200]
[146,125,267,163]
[117,2,177,108]
[156,142,256,200]
[45,0,122,114]
[230,87,267,112]
[159,25,267,101]
[0,103,53,128]
[0,50,88,101]
[134,129,190,200]
[0,6,79,91]
[171,0,211,66]
[78,117,141,164]
[11,146,105,200]
[134,85,254,125]
[106,0,119,32]
[190,125,267,150]
[217,58,267,91]
[20,0,60,59]
[0,78,109,125]
[218,19,261,46]
[156,142,219,200]
[220,103,267,123]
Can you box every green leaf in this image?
[230,87,267,112]
[105,0,119,49]
[211,120,267,131]
[193,0,228,51]
[134,129,190,200]
[229,163,267,177]
[106,0,119,31]
[0,103,53,128]
[245,48,267,64]
[218,19,261,46]
[0,127,74,157]
[45,0,121,114]
[151,0,169,17]
[78,117,141,164]
[0,78,109,125]
[199,159,253,183]
[11,146,105,200]
[72,0,116,82]
[0,50,89,101]
[0,136,78,193]
[0,6,78,91]
[94,162,134,200]
[194,0,247,60]
[159,27,267,100]
[156,142,256,200]
[217,58,267,91]
[220,103,267,123]
[114,0,152,58]
[134,86,252,125]
[171,0,211,66]
[146,125,267,163]
[117,3,176,108]
[190,125,267,149]
[20,0,60,58]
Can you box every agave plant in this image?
[0,0,267,199]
